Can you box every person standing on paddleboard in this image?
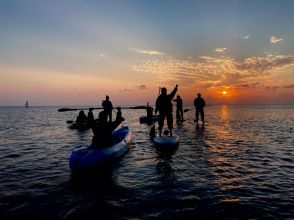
[155,85,178,136]
[194,93,206,124]
[173,95,184,122]
[102,95,113,122]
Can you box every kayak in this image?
[153,135,179,151]
[69,122,91,130]
[69,126,132,172]
[139,115,159,124]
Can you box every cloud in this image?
[239,82,261,88]
[138,84,147,90]
[99,53,107,58]
[270,36,283,44]
[244,35,250,39]
[266,86,280,90]
[119,88,133,92]
[129,48,165,56]
[131,54,294,88]
[284,84,294,89]
[215,48,227,52]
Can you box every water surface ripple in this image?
[0,105,293,219]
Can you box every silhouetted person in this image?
[155,85,178,136]
[194,93,206,124]
[173,95,184,122]
[116,107,125,121]
[87,108,94,125]
[91,110,123,148]
[76,110,87,124]
[146,102,153,118]
[102,95,113,122]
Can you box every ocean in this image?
[0,105,293,219]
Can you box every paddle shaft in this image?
[58,106,149,112]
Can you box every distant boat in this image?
[25,101,29,108]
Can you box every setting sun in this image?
[222,91,227,95]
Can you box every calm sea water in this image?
[0,105,293,219]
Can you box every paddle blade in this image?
[130,106,148,109]
[58,108,78,112]
[149,124,156,137]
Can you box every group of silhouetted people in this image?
[74,88,206,148]
[155,85,206,136]
[73,95,124,148]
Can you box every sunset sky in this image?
[0,0,294,106]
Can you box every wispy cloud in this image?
[119,88,133,92]
[215,48,227,52]
[99,53,107,58]
[131,54,294,88]
[270,36,283,44]
[129,48,165,56]
[138,84,147,90]
[244,35,250,39]
[284,84,294,89]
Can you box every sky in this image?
[0,0,294,106]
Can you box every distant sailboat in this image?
[25,101,29,108]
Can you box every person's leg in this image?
[176,109,180,121]
[180,108,184,120]
[167,112,173,135]
[158,113,165,136]
[200,108,204,122]
[196,109,199,123]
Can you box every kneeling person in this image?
[91,110,124,148]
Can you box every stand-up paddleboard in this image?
[150,125,179,151]
[69,126,132,172]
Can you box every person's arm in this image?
[168,85,178,99]
[110,120,122,132]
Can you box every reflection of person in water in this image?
[155,154,177,186]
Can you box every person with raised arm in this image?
[155,85,178,136]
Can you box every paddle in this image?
[129,106,148,109]
[149,87,161,137]
[58,107,103,112]
[58,106,149,112]
[149,123,156,137]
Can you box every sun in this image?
[222,91,227,95]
